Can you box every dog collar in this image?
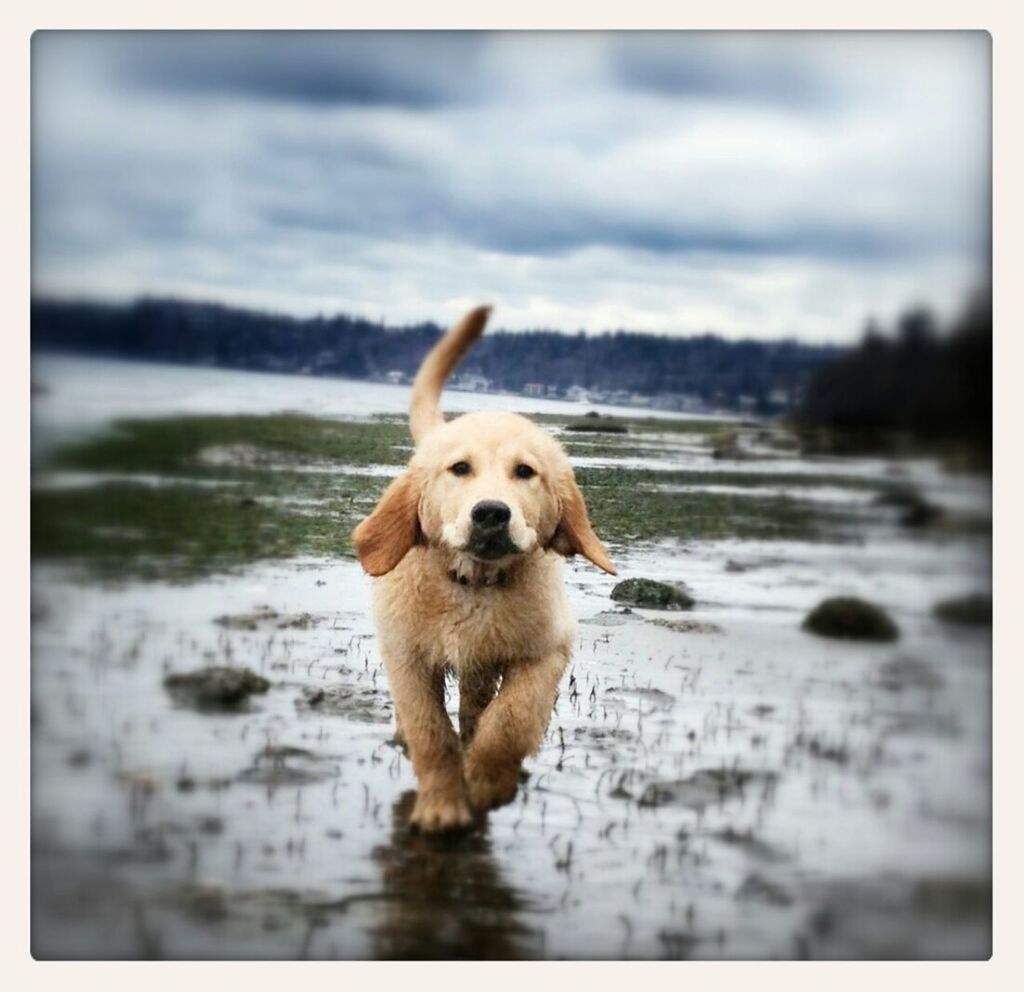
[448,567,510,589]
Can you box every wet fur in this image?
[353,306,615,832]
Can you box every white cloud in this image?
[31,31,990,342]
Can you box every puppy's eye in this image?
[514,463,536,480]
[449,461,471,477]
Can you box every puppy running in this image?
[353,306,616,832]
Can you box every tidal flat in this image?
[31,356,992,959]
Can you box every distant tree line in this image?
[30,297,843,412]
[796,289,991,460]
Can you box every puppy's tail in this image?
[409,305,492,444]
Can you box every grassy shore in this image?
[32,412,873,581]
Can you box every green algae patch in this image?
[47,413,412,475]
[31,477,376,582]
[611,577,694,610]
[32,412,838,582]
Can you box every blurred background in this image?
[31,31,991,960]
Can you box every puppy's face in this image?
[353,411,616,576]
[416,412,563,563]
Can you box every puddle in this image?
[31,378,991,958]
[31,517,991,959]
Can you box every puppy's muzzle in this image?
[467,500,519,560]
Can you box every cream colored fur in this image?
[352,306,615,832]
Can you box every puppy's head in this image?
[352,411,616,577]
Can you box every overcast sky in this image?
[32,31,990,342]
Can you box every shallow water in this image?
[31,353,720,464]
[31,356,991,959]
[32,527,990,959]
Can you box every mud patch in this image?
[648,617,724,635]
[571,725,637,753]
[736,872,793,906]
[603,686,676,711]
[163,666,271,711]
[792,733,849,765]
[874,656,945,693]
[215,606,328,631]
[712,827,789,863]
[581,610,634,627]
[237,744,340,786]
[623,768,777,811]
[295,685,392,724]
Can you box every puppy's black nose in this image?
[471,500,511,528]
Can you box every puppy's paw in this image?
[409,790,473,833]
[465,762,520,812]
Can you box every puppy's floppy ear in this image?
[550,474,617,575]
[352,471,423,576]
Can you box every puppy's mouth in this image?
[465,529,521,561]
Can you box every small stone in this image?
[933,594,991,627]
[736,873,793,906]
[802,597,899,642]
[874,486,942,527]
[564,416,628,434]
[164,666,271,710]
[611,577,694,611]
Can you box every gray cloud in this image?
[611,33,842,109]
[87,31,488,109]
[30,31,990,342]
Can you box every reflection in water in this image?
[368,792,542,960]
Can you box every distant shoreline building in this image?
[450,373,492,393]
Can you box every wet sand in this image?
[30,357,991,958]
[32,526,990,959]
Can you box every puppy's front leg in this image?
[462,651,568,813]
[458,667,500,747]
[384,654,472,832]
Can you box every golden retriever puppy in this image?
[352,306,616,832]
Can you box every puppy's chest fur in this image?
[373,547,575,672]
